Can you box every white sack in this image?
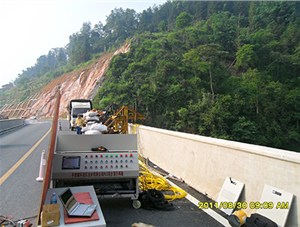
[85,130,101,135]
[86,116,100,121]
[90,123,108,133]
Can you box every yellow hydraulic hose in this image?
[138,156,187,201]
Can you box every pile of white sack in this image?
[82,111,108,134]
[82,122,108,134]
[83,111,100,123]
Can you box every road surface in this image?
[0,120,51,223]
[0,119,226,227]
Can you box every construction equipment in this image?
[104,105,144,134]
[51,134,140,208]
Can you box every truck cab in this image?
[68,99,92,130]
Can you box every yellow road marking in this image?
[0,128,51,186]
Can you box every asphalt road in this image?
[0,119,225,227]
[0,119,51,223]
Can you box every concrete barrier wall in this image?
[0,119,25,133]
[130,125,300,226]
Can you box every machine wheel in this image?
[132,200,141,209]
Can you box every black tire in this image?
[147,189,164,203]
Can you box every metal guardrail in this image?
[0,119,25,133]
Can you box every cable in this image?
[0,215,36,227]
[14,215,37,222]
[138,155,187,201]
[0,215,15,226]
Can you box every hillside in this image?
[0,1,299,151]
[93,2,300,151]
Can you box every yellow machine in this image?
[104,106,144,134]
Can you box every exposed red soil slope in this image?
[27,43,130,118]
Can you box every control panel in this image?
[52,151,139,180]
[52,134,139,200]
[83,152,137,171]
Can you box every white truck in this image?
[68,99,92,130]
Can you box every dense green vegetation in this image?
[93,1,300,151]
[1,1,299,151]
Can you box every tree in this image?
[104,8,138,45]
[176,12,192,29]
[235,44,256,70]
[183,44,228,100]
[67,22,93,65]
[207,12,238,52]
[90,21,105,53]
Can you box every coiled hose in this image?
[138,155,187,201]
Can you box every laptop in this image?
[59,188,97,217]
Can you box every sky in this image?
[0,0,166,87]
